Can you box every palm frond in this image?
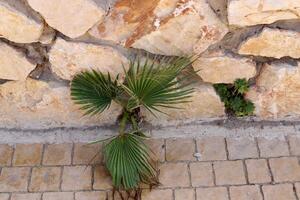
[70,70,121,116]
[104,134,158,190]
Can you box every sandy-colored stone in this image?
[11,193,41,200]
[228,0,300,27]
[0,194,9,200]
[145,139,165,162]
[0,42,36,80]
[49,38,129,80]
[0,79,122,129]
[197,137,227,161]
[159,163,190,187]
[193,50,256,83]
[62,166,92,191]
[190,162,214,186]
[0,0,43,43]
[288,136,300,156]
[295,183,300,199]
[257,138,289,157]
[43,192,74,200]
[90,0,227,56]
[43,144,72,166]
[262,184,297,200]
[144,84,225,125]
[93,166,112,190]
[269,157,300,183]
[239,28,300,59]
[0,167,30,192]
[141,189,173,200]
[175,189,194,200]
[246,159,271,184]
[29,167,61,192]
[166,138,195,161]
[246,62,300,119]
[75,191,107,200]
[227,138,258,160]
[230,185,263,200]
[196,187,229,200]
[214,160,246,185]
[0,144,13,166]
[13,144,43,166]
[27,0,104,38]
[73,143,102,165]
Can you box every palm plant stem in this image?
[119,111,129,135]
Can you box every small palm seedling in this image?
[70,56,195,196]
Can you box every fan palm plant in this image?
[70,56,195,194]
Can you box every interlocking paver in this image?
[75,191,106,200]
[29,167,61,192]
[0,144,13,166]
[13,144,43,166]
[257,138,289,157]
[43,192,73,200]
[175,189,195,200]
[159,163,190,187]
[93,165,112,190]
[43,144,72,166]
[227,138,258,159]
[288,136,300,156]
[197,137,227,161]
[141,189,173,200]
[196,187,229,200]
[190,162,214,186]
[62,166,92,191]
[0,194,10,200]
[230,185,263,200]
[0,167,30,192]
[11,193,41,200]
[166,138,195,161]
[245,159,271,184]
[269,157,300,182]
[145,139,165,162]
[262,184,297,200]
[73,143,102,165]
[214,160,246,185]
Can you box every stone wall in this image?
[1,0,300,129]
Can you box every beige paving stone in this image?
[141,189,173,200]
[29,167,61,192]
[269,157,300,182]
[0,194,10,200]
[197,137,227,161]
[93,165,112,190]
[262,184,297,200]
[43,192,73,200]
[0,144,13,166]
[43,144,72,166]
[230,185,263,200]
[295,183,300,199]
[190,162,214,186]
[175,189,195,200]
[257,138,289,157]
[159,163,190,187]
[75,191,106,200]
[246,159,271,184]
[145,139,165,162]
[196,187,229,200]
[166,138,195,161]
[62,166,92,191]
[288,136,300,156]
[73,143,102,165]
[227,138,258,159]
[0,167,30,192]
[11,193,41,200]
[13,144,43,166]
[214,160,246,185]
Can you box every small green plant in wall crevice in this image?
[213,78,255,117]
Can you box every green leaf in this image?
[234,78,249,94]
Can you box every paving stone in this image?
[43,143,72,166]
[262,184,297,200]
[246,159,271,184]
[257,138,289,157]
[93,165,112,190]
[190,162,214,186]
[75,191,106,200]
[288,136,300,156]
[0,194,10,200]
[196,187,229,200]
[73,143,102,165]
[0,167,30,192]
[230,185,263,200]
[214,160,246,185]
[43,192,73,200]
[295,183,300,199]
[11,193,41,200]
[141,189,173,200]
[13,144,43,166]
[159,163,190,187]
[145,139,165,162]
[62,166,92,191]
[269,157,300,182]
[166,138,195,161]
[227,138,258,159]
[0,144,13,166]
[175,189,195,200]
[197,137,227,161]
[29,167,61,192]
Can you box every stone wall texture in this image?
[1,0,300,129]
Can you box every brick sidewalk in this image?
[0,136,300,200]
